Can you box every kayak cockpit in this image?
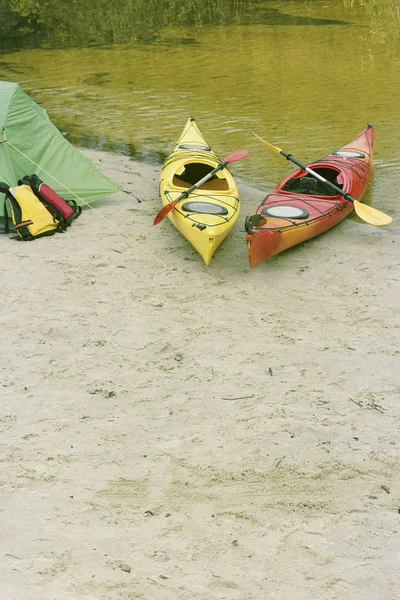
[282,168,343,196]
[173,162,230,191]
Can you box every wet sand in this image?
[1,148,399,600]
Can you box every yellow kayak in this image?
[159,117,241,265]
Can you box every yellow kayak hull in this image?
[159,117,240,265]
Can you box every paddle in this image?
[153,149,249,225]
[252,133,392,227]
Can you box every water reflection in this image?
[1,1,355,50]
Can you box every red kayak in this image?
[245,125,373,267]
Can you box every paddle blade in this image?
[223,149,249,164]
[252,132,282,154]
[353,200,392,226]
[153,199,180,225]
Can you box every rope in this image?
[3,133,169,268]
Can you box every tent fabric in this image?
[0,81,121,217]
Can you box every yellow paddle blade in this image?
[252,132,282,154]
[353,200,392,226]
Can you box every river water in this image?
[1,0,399,215]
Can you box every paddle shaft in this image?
[280,150,356,203]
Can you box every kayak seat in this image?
[283,176,337,196]
[173,175,229,191]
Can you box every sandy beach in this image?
[1,148,399,600]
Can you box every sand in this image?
[1,148,399,600]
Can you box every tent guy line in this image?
[2,132,169,269]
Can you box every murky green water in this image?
[1,0,399,214]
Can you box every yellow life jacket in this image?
[2,183,60,239]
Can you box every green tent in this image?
[0,80,121,217]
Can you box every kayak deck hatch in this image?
[181,201,229,215]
